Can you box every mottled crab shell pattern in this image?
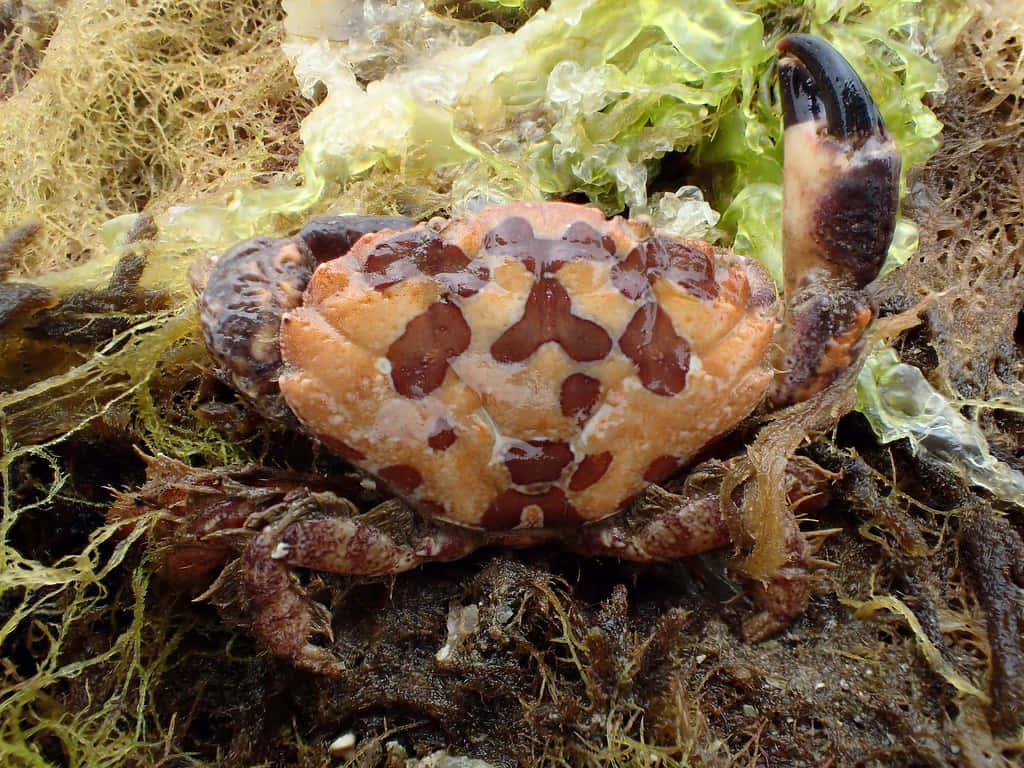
[279,203,777,530]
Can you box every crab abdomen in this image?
[279,203,776,530]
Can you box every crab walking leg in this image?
[567,486,730,561]
[771,34,900,407]
[566,486,809,637]
[296,214,415,263]
[566,460,831,639]
[241,495,483,674]
[739,514,812,642]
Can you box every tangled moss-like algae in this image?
[2,0,1024,766]
[0,0,309,275]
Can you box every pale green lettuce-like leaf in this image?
[857,349,1024,503]
[285,0,770,218]
[718,182,782,285]
[121,0,774,254]
[134,0,968,256]
[644,186,721,240]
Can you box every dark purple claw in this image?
[771,35,901,407]
[198,215,416,417]
[298,215,415,263]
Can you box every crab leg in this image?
[771,34,900,407]
[567,458,832,640]
[567,486,729,561]
[296,214,415,263]
[242,495,483,674]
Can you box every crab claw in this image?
[771,34,900,407]
[197,215,413,419]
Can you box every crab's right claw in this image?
[197,215,414,419]
[772,34,901,407]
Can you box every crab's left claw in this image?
[771,34,900,407]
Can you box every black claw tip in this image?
[777,34,886,139]
[778,54,823,129]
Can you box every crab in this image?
[113,35,899,675]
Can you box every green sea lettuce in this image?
[857,349,1024,502]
